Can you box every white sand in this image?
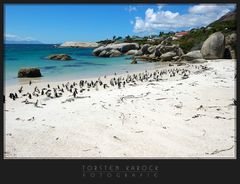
[4,59,236,158]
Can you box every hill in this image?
[176,10,236,53]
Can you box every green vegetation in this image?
[175,20,236,53]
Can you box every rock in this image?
[187,59,207,63]
[141,44,151,54]
[181,50,203,61]
[172,56,180,61]
[47,54,72,61]
[201,32,225,59]
[125,50,138,55]
[148,45,156,54]
[154,48,161,57]
[59,41,99,48]
[131,58,137,64]
[18,68,42,78]
[230,50,236,59]
[160,51,176,61]
[99,50,110,57]
[109,50,122,57]
[225,33,236,59]
[225,32,236,47]
[161,37,172,45]
[177,47,184,56]
[135,50,143,56]
[93,43,139,56]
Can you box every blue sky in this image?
[4,4,236,44]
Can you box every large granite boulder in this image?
[225,32,236,47]
[141,44,151,54]
[18,68,42,78]
[109,50,122,57]
[181,50,203,61]
[225,32,237,59]
[93,43,139,56]
[160,51,176,61]
[99,50,110,57]
[47,54,72,61]
[148,46,156,54]
[201,32,225,59]
[135,50,143,56]
[125,49,139,55]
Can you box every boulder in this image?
[160,51,176,61]
[99,50,110,57]
[201,32,225,59]
[225,32,236,47]
[141,44,151,54]
[177,47,184,56]
[18,68,42,78]
[161,37,172,45]
[109,50,122,57]
[172,56,180,61]
[154,48,161,57]
[148,45,156,54]
[93,43,139,56]
[47,54,72,61]
[181,50,203,61]
[135,50,143,56]
[125,49,138,55]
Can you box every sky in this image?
[4,4,236,44]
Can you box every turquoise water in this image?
[4,44,160,85]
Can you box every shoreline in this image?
[4,59,236,158]
[4,60,193,89]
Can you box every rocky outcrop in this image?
[141,44,151,54]
[93,43,139,57]
[201,32,225,59]
[160,51,176,61]
[47,54,72,61]
[18,68,42,78]
[225,32,236,59]
[148,45,156,54]
[181,50,203,61]
[59,41,99,48]
[109,50,122,57]
[125,50,139,55]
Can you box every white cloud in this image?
[133,4,236,33]
[5,34,36,41]
[125,6,137,12]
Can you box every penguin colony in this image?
[6,64,208,105]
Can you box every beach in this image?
[4,59,236,158]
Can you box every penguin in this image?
[18,86,23,93]
[34,100,39,107]
[14,93,18,99]
[47,84,50,88]
[29,80,32,86]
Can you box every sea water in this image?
[4,44,162,85]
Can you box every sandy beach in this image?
[4,59,236,158]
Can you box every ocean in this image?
[4,44,162,85]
